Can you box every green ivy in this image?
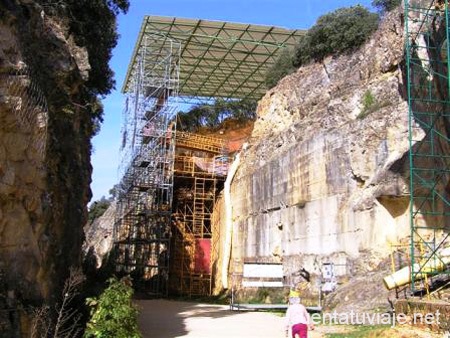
[84,277,142,338]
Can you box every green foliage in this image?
[177,99,257,132]
[358,90,376,119]
[358,89,391,119]
[37,0,129,97]
[266,6,379,89]
[88,196,111,222]
[372,0,401,13]
[265,48,296,89]
[84,277,141,338]
[304,6,379,62]
[65,0,129,96]
[362,90,375,111]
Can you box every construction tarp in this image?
[193,156,229,176]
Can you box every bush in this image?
[265,47,297,89]
[372,0,401,13]
[358,90,376,118]
[357,89,391,119]
[266,5,379,88]
[84,277,141,338]
[305,6,379,61]
[88,196,111,222]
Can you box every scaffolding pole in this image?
[169,133,229,297]
[405,0,450,293]
[113,34,181,296]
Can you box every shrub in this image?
[292,34,313,68]
[88,196,112,222]
[84,277,141,338]
[266,5,379,89]
[357,90,391,119]
[265,47,297,89]
[306,6,379,61]
[362,90,376,111]
[372,0,401,13]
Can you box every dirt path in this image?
[136,299,324,338]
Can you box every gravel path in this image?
[136,299,324,338]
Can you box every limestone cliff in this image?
[224,9,414,307]
[83,201,116,268]
[0,1,93,333]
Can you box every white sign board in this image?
[243,264,283,278]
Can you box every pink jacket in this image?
[285,304,310,330]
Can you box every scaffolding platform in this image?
[176,131,227,154]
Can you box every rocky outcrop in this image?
[0,1,93,334]
[83,202,116,268]
[225,9,415,305]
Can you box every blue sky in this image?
[90,0,374,202]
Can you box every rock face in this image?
[83,202,116,268]
[0,1,93,333]
[225,9,416,304]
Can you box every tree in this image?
[372,0,401,13]
[88,196,111,222]
[177,99,257,132]
[306,5,379,61]
[266,5,379,89]
[265,47,297,89]
[108,184,120,200]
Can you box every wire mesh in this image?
[1,60,48,157]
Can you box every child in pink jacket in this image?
[284,297,314,338]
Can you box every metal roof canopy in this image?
[122,16,304,101]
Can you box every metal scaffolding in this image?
[123,16,304,102]
[169,134,229,296]
[405,0,450,293]
[115,16,301,296]
[113,34,181,295]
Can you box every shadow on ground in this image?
[136,299,286,338]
